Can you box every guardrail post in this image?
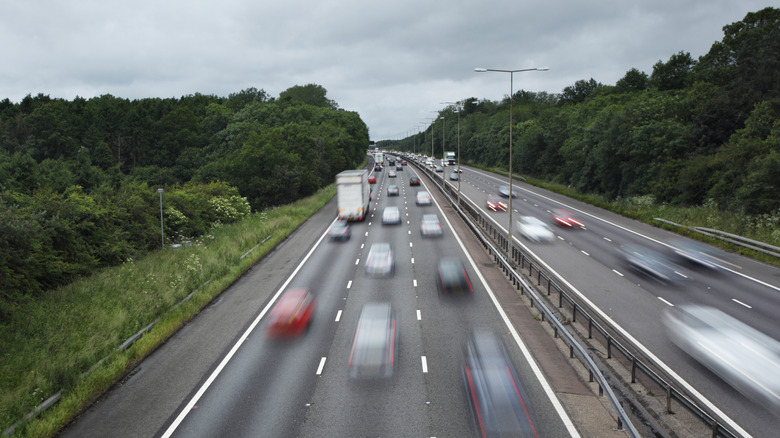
[558,291,563,308]
[666,385,672,414]
[570,345,574,359]
[589,369,594,382]
[631,358,637,383]
[588,318,593,339]
[607,337,613,359]
[571,303,577,323]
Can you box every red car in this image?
[486,195,507,212]
[266,288,315,337]
[368,175,377,184]
[551,209,585,229]
[410,177,421,186]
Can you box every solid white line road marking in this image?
[421,356,428,373]
[335,310,342,322]
[161,218,333,438]
[316,357,327,375]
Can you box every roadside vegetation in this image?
[0,84,368,318]
[388,7,780,247]
[1,184,336,437]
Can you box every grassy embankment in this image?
[1,184,337,438]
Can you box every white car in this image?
[416,191,432,206]
[382,206,401,225]
[421,214,443,237]
[516,216,554,242]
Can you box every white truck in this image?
[445,151,456,166]
[336,169,371,221]
[375,153,384,165]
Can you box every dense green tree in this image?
[559,78,602,105]
[650,51,696,91]
[279,84,338,109]
[615,68,649,93]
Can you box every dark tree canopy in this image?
[0,85,368,308]
[391,7,780,219]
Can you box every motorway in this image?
[419,156,780,437]
[58,160,604,438]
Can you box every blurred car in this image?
[453,166,463,173]
[348,303,397,379]
[266,288,315,337]
[368,175,376,184]
[435,166,444,172]
[416,191,432,206]
[498,185,517,198]
[410,177,421,186]
[401,160,407,165]
[551,208,585,229]
[327,220,351,241]
[517,216,555,242]
[462,330,537,437]
[449,172,459,181]
[382,206,401,224]
[670,238,725,270]
[388,170,397,178]
[664,305,780,415]
[396,164,403,171]
[374,164,382,171]
[421,214,443,237]
[365,243,395,277]
[619,244,682,282]
[387,185,400,196]
[486,195,507,212]
[436,258,473,295]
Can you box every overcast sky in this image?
[0,1,770,141]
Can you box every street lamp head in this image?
[537,67,550,71]
[158,188,164,193]
[474,68,487,72]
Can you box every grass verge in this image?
[1,184,336,437]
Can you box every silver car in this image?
[516,216,554,242]
[349,303,397,379]
[365,243,395,277]
[664,305,780,415]
[416,191,432,206]
[421,214,443,237]
[382,206,401,225]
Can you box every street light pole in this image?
[158,188,164,249]
[442,101,463,204]
[475,66,548,263]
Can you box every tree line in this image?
[391,7,780,217]
[0,84,368,315]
